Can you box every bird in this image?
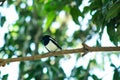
[41,35,62,52]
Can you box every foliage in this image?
[111,63,120,80]
[0,0,120,80]
[0,72,8,80]
[83,0,120,45]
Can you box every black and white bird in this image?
[41,35,62,52]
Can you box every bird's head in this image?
[41,35,51,45]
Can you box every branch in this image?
[0,44,120,67]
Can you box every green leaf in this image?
[44,11,56,32]
[75,0,82,7]
[116,24,120,41]
[70,6,83,25]
[96,40,101,47]
[92,11,103,26]
[89,0,102,11]
[107,22,118,46]
[106,1,120,21]
[113,69,120,80]
[83,6,90,14]
[44,1,58,11]
[2,74,8,80]
[92,74,101,80]
[110,63,116,68]
[0,16,6,27]
[71,66,88,80]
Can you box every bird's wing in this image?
[49,37,62,50]
[45,46,51,52]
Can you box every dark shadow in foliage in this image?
[111,63,120,80]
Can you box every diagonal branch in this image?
[0,44,120,67]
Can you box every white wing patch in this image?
[46,41,61,52]
[49,37,58,43]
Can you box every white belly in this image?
[46,41,60,52]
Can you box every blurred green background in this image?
[0,0,120,80]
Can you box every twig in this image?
[0,44,120,67]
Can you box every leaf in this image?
[44,0,64,12]
[2,74,8,80]
[83,6,90,14]
[92,74,101,80]
[113,69,120,80]
[110,63,116,68]
[0,16,6,27]
[44,1,58,11]
[89,0,102,11]
[96,40,101,47]
[116,24,120,41]
[44,11,56,31]
[106,1,120,21]
[92,11,103,26]
[75,0,82,7]
[70,6,83,25]
[107,22,118,46]
[111,63,120,80]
